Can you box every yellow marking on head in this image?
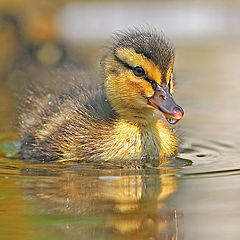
[166,55,174,94]
[169,76,174,95]
[115,47,162,85]
[166,55,174,83]
[104,54,155,118]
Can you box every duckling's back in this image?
[20,84,117,161]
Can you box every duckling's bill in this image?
[148,84,184,125]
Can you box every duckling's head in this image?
[104,28,184,124]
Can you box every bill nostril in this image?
[160,95,166,100]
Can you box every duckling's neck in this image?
[105,111,178,160]
[117,108,155,122]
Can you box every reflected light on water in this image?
[0,157,182,240]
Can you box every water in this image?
[1,2,240,239]
[1,135,239,240]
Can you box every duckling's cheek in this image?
[127,80,153,100]
[139,81,154,98]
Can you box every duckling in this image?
[20,28,184,162]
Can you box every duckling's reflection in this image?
[23,166,182,240]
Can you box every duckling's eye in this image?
[133,66,145,77]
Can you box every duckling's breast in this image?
[97,118,177,161]
[98,120,145,160]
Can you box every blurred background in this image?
[0,0,240,137]
[1,1,240,240]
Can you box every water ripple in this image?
[177,137,240,177]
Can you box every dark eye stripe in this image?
[145,76,157,90]
[114,54,158,91]
[114,54,132,69]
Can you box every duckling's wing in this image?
[19,82,116,161]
